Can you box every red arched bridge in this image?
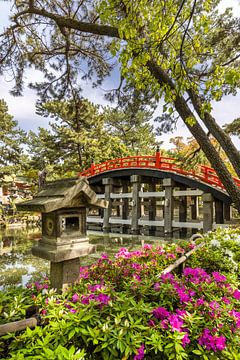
[79,152,238,236]
[79,152,240,191]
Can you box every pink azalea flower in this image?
[233,289,240,300]
[160,319,169,329]
[143,244,152,250]
[134,344,145,360]
[148,320,155,327]
[71,293,80,303]
[198,329,226,352]
[152,307,170,320]
[221,296,231,304]
[212,272,227,283]
[182,332,190,348]
[96,293,111,305]
[154,282,160,291]
[168,314,184,332]
[209,301,220,310]
[196,298,205,307]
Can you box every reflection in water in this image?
[0,227,176,289]
[0,227,47,290]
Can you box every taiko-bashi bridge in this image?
[79,150,239,236]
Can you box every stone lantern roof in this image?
[16,177,107,213]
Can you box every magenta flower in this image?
[212,272,227,283]
[148,320,155,327]
[88,284,104,292]
[176,309,187,318]
[160,319,168,329]
[143,244,152,250]
[133,274,141,282]
[70,308,77,313]
[198,328,226,352]
[233,289,240,300]
[154,282,160,291]
[79,267,89,279]
[214,335,226,351]
[176,247,185,254]
[134,344,145,360]
[152,307,170,320]
[209,301,220,310]
[168,314,184,332]
[182,333,190,348]
[221,296,231,304]
[160,273,175,283]
[96,293,111,305]
[81,294,96,305]
[71,293,80,303]
[131,263,143,271]
[196,298,205,307]
[166,253,176,260]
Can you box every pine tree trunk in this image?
[188,89,240,178]
[147,60,240,212]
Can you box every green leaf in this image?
[192,350,202,355]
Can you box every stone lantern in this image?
[17,177,107,291]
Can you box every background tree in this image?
[34,98,129,172]
[1,1,240,209]
[168,135,236,175]
[104,91,157,155]
[0,99,26,179]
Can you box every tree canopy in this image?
[0,99,26,179]
[1,1,240,209]
[27,97,157,177]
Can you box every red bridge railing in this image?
[79,152,240,191]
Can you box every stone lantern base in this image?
[32,241,96,291]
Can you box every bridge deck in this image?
[79,153,240,192]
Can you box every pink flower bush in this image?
[3,241,239,359]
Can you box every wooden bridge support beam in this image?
[131,175,141,235]
[223,203,231,222]
[103,178,113,233]
[148,182,157,236]
[215,199,224,224]
[163,178,174,236]
[191,196,199,220]
[179,186,187,237]
[203,193,213,232]
[122,183,129,220]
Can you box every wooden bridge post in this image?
[163,178,174,236]
[223,203,231,222]
[191,196,199,220]
[103,178,113,233]
[148,182,156,236]
[122,182,129,219]
[215,199,224,224]
[130,175,141,235]
[203,193,213,232]
[179,185,187,237]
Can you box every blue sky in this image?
[0,0,240,149]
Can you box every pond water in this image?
[0,227,180,289]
